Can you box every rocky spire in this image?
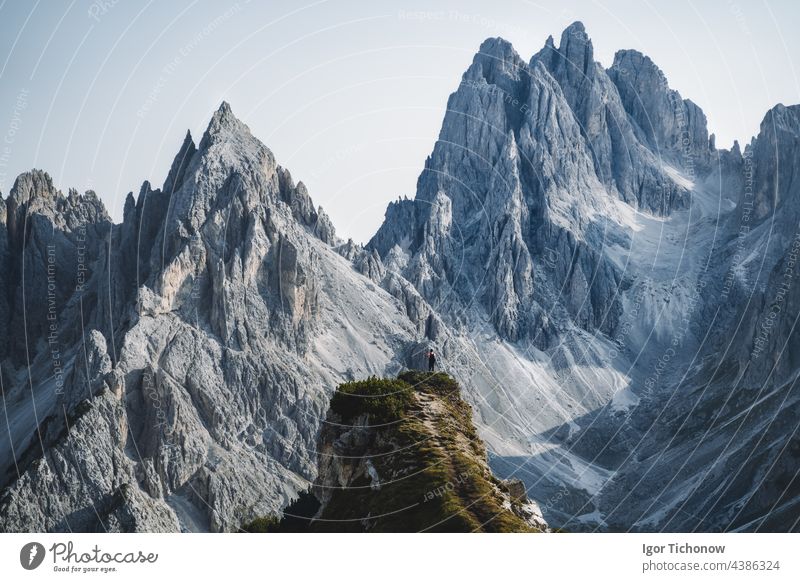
[199,101,248,147]
[470,37,527,84]
[533,21,594,82]
[163,130,197,194]
[557,21,594,79]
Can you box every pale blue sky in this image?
[0,0,797,242]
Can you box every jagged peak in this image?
[217,100,233,115]
[469,37,527,83]
[199,100,252,149]
[211,100,243,130]
[123,191,136,217]
[130,179,156,212]
[5,169,109,223]
[558,21,593,63]
[565,20,586,32]
[608,49,684,109]
[178,128,194,151]
[8,169,57,206]
[561,20,588,40]
[67,187,102,206]
[532,21,594,79]
[759,102,800,132]
[478,36,516,57]
[163,128,197,194]
[610,49,664,81]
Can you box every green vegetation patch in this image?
[240,515,281,533]
[329,376,414,424]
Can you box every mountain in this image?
[1,21,799,533]
[368,23,800,532]
[0,103,420,532]
[244,372,548,532]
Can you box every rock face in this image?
[536,24,705,213]
[608,49,712,174]
[597,103,800,533]
[371,31,664,347]
[1,22,799,533]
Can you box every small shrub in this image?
[330,377,414,424]
[240,515,281,533]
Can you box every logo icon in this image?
[20,542,46,570]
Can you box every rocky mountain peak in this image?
[563,19,587,36]
[461,37,529,98]
[197,101,256,152]
[0,98,406,532]
[209,100,239,131]
[532,21,594,80]
[557,20,594,73]
[7,169,57,207]
[608,48,711,171]
[196,101,270,171]
[761,102,800,132]
[163,129,197,194]
[5,169,109,239]
[477,36,515,56]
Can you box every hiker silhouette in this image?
[427,349,436,372]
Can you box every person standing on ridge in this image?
[427,349,436,372]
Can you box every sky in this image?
[0,0,797,243]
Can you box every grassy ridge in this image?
[242,372,541,533]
